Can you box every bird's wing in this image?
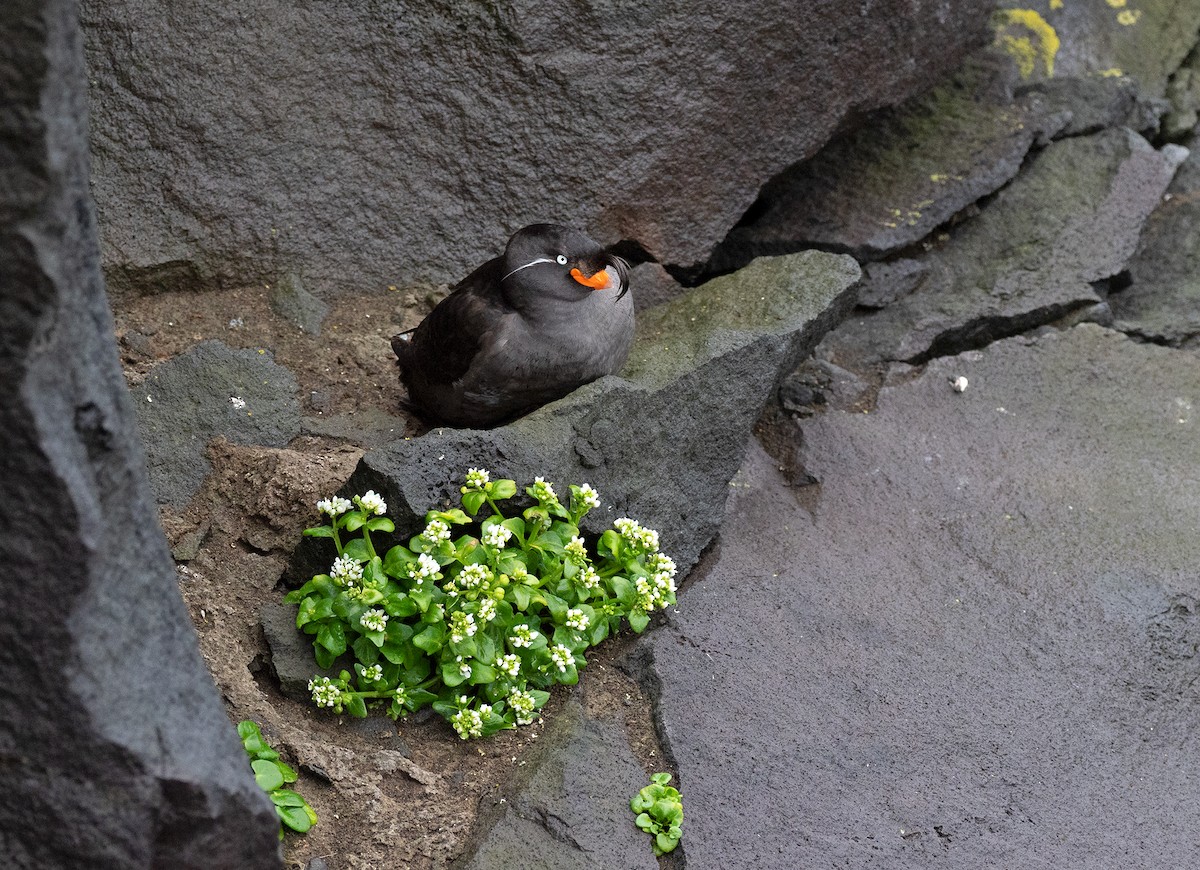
[392,258,508,386]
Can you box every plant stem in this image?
[361,527,377,560]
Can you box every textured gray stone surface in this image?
[454,699,658,870]
[297,252,859,583]
[132,340,301,507]
[1111,146,1200,346]
[0,1,280,866]
[633,325,1200,868]
[81,0,988,295]
[819,128,1184,368]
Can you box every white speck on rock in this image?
[950,376,968,393]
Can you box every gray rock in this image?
[632,324,1200,868]
[453,699,658,870]
[300,406,409,447]
[1111,146,1200,345]
[714,53,1069,266]
[261,602,334,701]
[819,128,1185,369]
[270,272,329,335]
[629,261,686,313]
[81,0,987,294]
[1164,47,1200,140]
[132,340,301,507]
[856,258,928,310]
[0,1,280,865]
[299,252,859,583]
[1018,74,1153,138]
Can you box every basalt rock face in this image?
[81,0,988,296]
[0,2,280,867]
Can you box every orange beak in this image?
[570,266,611,290]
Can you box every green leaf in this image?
[313,646,336,669]
[383,594,418,618]
[437,509,474,525]
[316,622,347,656]
[382,545,414,578]
[409,688,438,708]
[296,596,333,629]
[462,490,486,516]
[588,619,609,646]
[413,623,447,654]
[501,517,525,540]
[628,609,650,633]
[510,585,532,611]
[543,593,568,622]
[345,694,368,718]
[302,525,334,539]
[441,661,466,687]
[237,719,264,746]
[252,759,284,792]
[275,761,298,784]
[409,585,434,614]
[469,663,497,685]
[366,517,395,533]
[343,538,370,562]
[343,511,366,531]
[650,772,672,786]
[635,811,655,831]
[491,479,517,499]
[598,529,622,558]
[655,832,679,854]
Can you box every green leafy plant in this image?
[285,472,678,739]
[238,720,318,838]
[631,772,684,856]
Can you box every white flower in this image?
[498,654,521,678]
[477,597,497,623]
[422,518,451,543]
[449,611,478,643]
[482,523,513,548]
[357,490,387,515]
[565,535,588,563]
[330,554,364,586]
[578,565,601,591]
[565,608,589,631]
[450,707,484,739]
[614,517,659,551]
[465,468,490,489]
[509,625,539,649]
[360,664,383,683]
[360,609,388,632]
[309,676,343,709]
[456,656,472,679]
[410,553,441,581]
[530,476,560,505]
[317,495,353,517]
[478,703,493,719]
[453,563,492,594]
[509,689,537,725]
[576,483,600,510]
[548,644,575,673]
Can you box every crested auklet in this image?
[391,224,633,428]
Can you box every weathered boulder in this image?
[131,340,301,507]
[81,0,988,295]
[631,324,1200,868]
[818,128,1185,369]
[1111,145,1200,346]
[293,251,859,582]
[453,698,658,870]
[0,1,280,866]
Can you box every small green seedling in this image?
[631,772,683,856]
[238,720,318,838]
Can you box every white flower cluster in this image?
[465,468,490,489]
[548,644,575,673]
[359,608,388,632]
[576,483,601,510]
[450,705,484,739]
[509,624,539,648]
[330,554,364,586]
[317,495,353,517]
[497,653,521,678]
[456,656,472,679]
[360,663,383,683]
[449,611,478,644]
[482,523,513,548]
[309,676,343,709]
[578,565,601,591]
[421,518,451,543]
[565,535,588,564]
[409,553,442,582]
[530,476,561,507]
[357,490,387,515]
[477,597,497,623]
[565,608,589,631]
[509,689,537,725]
[445,563,492,598]
[634,570,674,612]
[614,517,659,552]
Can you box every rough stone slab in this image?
[632,324,1200,868]
[453,699,658,870]
[995,0,1200,100]
[0,1,280,865]
[290,252,859,582]
[1111,146,1200,345]
[81,0,987,294]
[131,340,301,507]
[819,128,1185,368]
[716,54,1069,265]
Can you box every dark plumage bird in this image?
[391,224,634,428]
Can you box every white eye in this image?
[555,255,568,266]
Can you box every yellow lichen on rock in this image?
[991,9,1061,79]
